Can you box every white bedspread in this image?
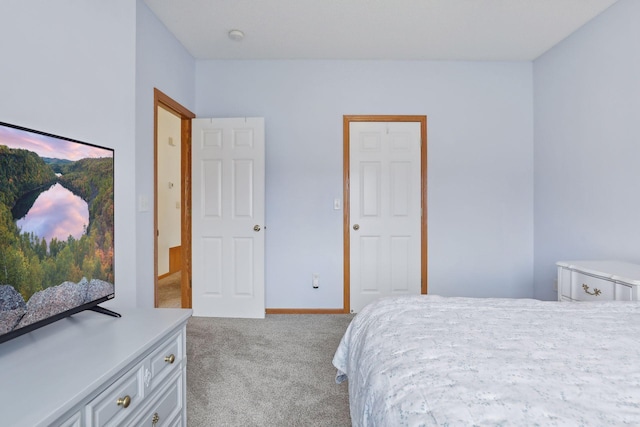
[333,295,640,426]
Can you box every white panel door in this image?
[192,118,265,318]
[350,121,422,313]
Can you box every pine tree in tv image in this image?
[0,123,114,340]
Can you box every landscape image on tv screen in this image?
[0,122,114,343]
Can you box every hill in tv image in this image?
[0,123,114,341]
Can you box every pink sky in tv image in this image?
[0,124,112,160]
[16,183,89,242]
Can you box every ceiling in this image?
[143,0,619,61]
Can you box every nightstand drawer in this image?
[615,283,633,301]
[557,261,640,302]
[571,271,614,301]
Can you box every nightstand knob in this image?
[116,395,131,408]
[164,354,176,364]
[582,284,601,296]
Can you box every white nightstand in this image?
[557,260,640,302]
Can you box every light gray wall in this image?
[0,1,196,309]
[196,60,534,308]
[0,0,139,308]
[135,0,195,307]
[533,0,640,300]
[16,0,633,309]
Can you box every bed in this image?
[333,295,640,426]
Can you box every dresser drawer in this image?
[87,363,145,426]
[130,371,183,427]
[149,330,184,390]
[57,411,82,427]
[571,271,614,301]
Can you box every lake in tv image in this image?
[0,123,114,340]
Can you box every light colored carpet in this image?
[158,271,181,308]
[186,314,354,427]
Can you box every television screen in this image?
[0,121,115,344]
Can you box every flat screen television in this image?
[0,121,117,344]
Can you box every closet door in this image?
[348,120,423,313]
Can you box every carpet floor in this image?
[186,314,353,427]
[158,271,181,308]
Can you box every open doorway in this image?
[154,88,195,308]
[156,106,182,307]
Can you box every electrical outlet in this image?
[312,273,320,289]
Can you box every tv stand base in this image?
[89,305,122,318]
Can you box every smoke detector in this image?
[228,30,244,41]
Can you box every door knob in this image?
[254,225,261,232]
[353,224,360,230]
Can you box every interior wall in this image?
[0,0,138,308]
[0,1,195,310]
[196,60,535,308]
[533,0,640,300]
[157,107,182,276]
[135,0,195,307]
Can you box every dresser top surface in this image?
[0,307,192,427]
[557,260,640,285]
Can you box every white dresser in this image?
[0,307,192,427]
[557,260,640,302]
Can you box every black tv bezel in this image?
[0,120,116,345]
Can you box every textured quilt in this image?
[333,295,640,426]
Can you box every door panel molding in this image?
[343,115,428,313]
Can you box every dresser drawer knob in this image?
[164,354,176,364]
[116,395,131,408]
[152,412,160,426]
[582,284,601,296]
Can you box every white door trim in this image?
[343,115,428,313]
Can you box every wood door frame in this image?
[154,88,196,308]
[343,115,428,313]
